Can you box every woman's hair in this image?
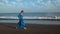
[20,10,24,13]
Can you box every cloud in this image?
[15,0,21,2]
[44,0,56,9]
[1,0,8,4]
[0,0,60,13]
[37,0,60,9]
[56,0,60,6]
[37,0,43,3]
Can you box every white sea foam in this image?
[0,16,60,20]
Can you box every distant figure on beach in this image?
[16,10,27,30]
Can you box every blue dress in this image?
[17,13,25,29]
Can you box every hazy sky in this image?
[0,0,60,13]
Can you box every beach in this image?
[0,23,60,34]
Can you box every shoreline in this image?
[0,23,60,34]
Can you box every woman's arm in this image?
[18,13,23,19]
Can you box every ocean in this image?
[0,12,60,25]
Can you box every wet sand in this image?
[0,23,60,34]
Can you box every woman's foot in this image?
[16,27,19,31]
[24,27,27,30]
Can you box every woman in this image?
[16,10,27,30]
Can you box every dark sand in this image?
[0,23,60,34]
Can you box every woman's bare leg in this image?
[16,27,19,31]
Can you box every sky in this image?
[0,0,60,13]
